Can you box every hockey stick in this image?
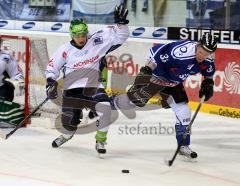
[0,97,49,140]
[167,96,205,167]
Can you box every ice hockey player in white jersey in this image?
[45,5,129,154]
[115,33,218,159]
[0,44,25,126]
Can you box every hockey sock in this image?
[175,124,190,146]
[95,130,107,143]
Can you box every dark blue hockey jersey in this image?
[147,40,215,87]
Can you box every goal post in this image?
[0,35,30,124]
[0,34,60,126]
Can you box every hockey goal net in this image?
[0,35,61,127]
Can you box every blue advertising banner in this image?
[0,0,71,22]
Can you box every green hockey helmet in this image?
[70,19,88,37]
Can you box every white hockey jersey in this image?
[45,24,129,90]
[0,50,24,86]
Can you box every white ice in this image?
[0,109,239,186]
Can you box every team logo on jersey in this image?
[93,37,103,45]
[180,46,187,53]
[171,41,195,60]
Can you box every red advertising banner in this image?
[185,48,240,109]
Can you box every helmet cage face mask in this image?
[70,19,88,38]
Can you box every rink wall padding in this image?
[188,102,240,119]
[185,48,240,119]
[0,29,239,119]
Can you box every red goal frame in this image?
[0,35,30,124]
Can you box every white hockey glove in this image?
[5,78,25,96]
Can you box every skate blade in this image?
[180,155,198,163]
[98,153,105,159]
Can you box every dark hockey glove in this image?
[127,66,162,107]
[46,78,58,99]
[135,66,152,84]
[114,4,129,24]
[127,82,163,107]
[128,66,152,92]
[199,78,214,101]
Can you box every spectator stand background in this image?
[187,0,240,30]
[0,0,71,22]
[72,0,155,26]
[0,0,240,30]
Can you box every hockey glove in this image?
[5,78,25,96]
[127,66,163,107]
[199,78,214,101]
[134,66,152,84]
[46,78,58,99]
[128,66,152,93]
[127,82,162,107]
[114,5,129,24]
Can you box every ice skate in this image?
[95,130,107,157]
[52,134,74,148]
[179,146,198,159]
[95,141,107,158]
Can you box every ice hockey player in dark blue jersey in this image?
[115,33,218,159]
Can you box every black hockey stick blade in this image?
[167,96,205,167]
[0,97,49,140]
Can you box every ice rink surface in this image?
[0,109,239,186]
